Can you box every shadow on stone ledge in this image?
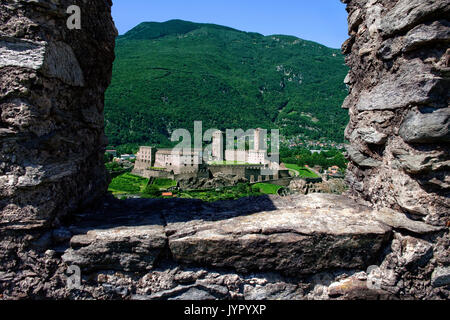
[58,194,398,277]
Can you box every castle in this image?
[133,129,289,183]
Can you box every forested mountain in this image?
[105,19,349,148]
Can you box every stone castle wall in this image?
[0,0,116,262]
[342,0,449,227]
[209,165,248,177]
[208,164,271,181]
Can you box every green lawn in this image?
[108,173,149,196]
[252,183,283,195]
[152,178,177,190]
[284,164,320,178]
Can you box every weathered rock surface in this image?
[374,208,445,234]
[344,0,449,225]
[0,0,117,232]
[431,266,450,288]
[62,223,167,272]
[379,0,450,36]
[0,0,117,299]
[28,193,440,300]
[0,194,400,300]
[342,0,449,300]
[58,194,390,277]
[392,148,449,175]
[350,127,387,145]
[288,179,307,193]
[399,107,450,143]
[327,273,393,300]
[354,59,444,112]
[166,194,391,275]
[404,20,450,52]
[345,145,381,168]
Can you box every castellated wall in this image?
[342,0,449,226]
[209,165,268,181]
[0,1,117,231]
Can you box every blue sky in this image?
[111,0,349,49]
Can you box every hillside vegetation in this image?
[105,20,349,148]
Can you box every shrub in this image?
[251,186,261,193]
[236,183,249,193]
[143,185,161,197]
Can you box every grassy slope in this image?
[152,178,178,190]
[105,20,349,148]
[108,173,149,195]
[284,164,319,178]
[253,183,283,194]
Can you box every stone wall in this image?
[341,0,449,299]
[209,164,268,181]
[342,0,449,227]
[0,0,116,265]
[140,169,174,180]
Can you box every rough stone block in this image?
[399,108,450,144]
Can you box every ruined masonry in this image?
[343,0,449,227]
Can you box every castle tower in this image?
[135,146,155,170]
[254,128,266,151]
[212,130,224,161]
